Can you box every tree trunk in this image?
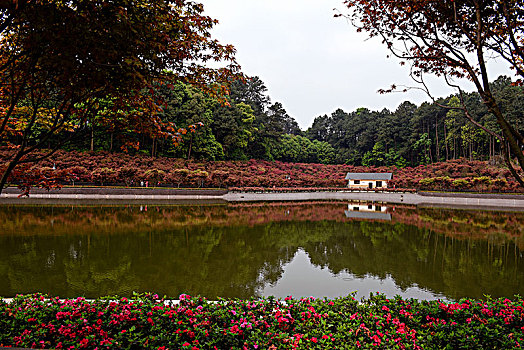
[489,136,492,160]
[151,137,156,157]
[0,150,25,194]
[453,135,457,159]
[502,142,524,188]
[427,124,433,163]
[444,123,449,161]
[187,134,193,160]
[485,96,524,186]
[435,116,440,161]
[90,127,94,151]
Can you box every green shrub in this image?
[452,178,470,189]
[472,176,492,185]
[419,178,435,186]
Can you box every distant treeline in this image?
[307,76,523,166]
[63,75,522,167]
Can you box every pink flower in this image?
[311,337,318,343]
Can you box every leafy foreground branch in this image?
[1,294,523,349]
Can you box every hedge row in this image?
[1,293,523,349]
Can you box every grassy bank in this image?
[1,293,523,349]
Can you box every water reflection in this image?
[345,202,392,221]
[0,202,523,300]
[259,249,444,301]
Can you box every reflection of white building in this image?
[345,203,391,221]
[345,173,392,189]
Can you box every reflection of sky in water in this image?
[260,249,448,301]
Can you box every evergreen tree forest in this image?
[307,76,523,167]
[72,75,523,167]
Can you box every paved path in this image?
[0,187,226,201]
[1,188,523,209]
[223,191,524,209]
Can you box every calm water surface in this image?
[0,201,523,301]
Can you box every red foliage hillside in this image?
[1,149,522,192]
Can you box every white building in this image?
[345,172,393,189]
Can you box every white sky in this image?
[201,0,512,130]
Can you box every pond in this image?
[0,201,523,301]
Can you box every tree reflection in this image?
[0,203,522,300]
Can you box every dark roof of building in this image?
[344,211,392,221]
[345,172,393,181]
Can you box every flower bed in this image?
[1,293,523,349]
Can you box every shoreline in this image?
[0,186,523,209]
